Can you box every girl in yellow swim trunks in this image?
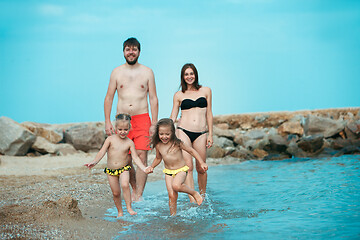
[84,113,152,217]
[147,118,208,216]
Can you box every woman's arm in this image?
[206,87,213,148]
[170,92,181,122]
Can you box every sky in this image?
[1,0,359,124]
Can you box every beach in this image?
[0,152,242,239]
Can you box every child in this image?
[84,113,151,217]
[147,118,208,216]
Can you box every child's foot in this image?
[117,212,124,218]
[128,209,137,215]
[194,192,204,206]
[189,196,196,203]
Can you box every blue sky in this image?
[1,0,359,124]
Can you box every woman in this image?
[170,63,213,202]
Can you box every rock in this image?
[286,141,308,158]
[213,126,236,139]
[244,129,267,140]
[345,120,360,139]
[0,117,36,156]
[263,133,288,153]
[334,145,360,156]
[55,143,78,156]
[215,123,229,130]
[213,136,234,148]
[230,146,255,159]
[21,121,63,144]
[31,136,57,154]
[64,124,105,152]
[207,145,226,158]
[297,135,324,153]
[303,115,345,138]
[253,149,269,159]
[263,153,291,161]
[277,121,304,136]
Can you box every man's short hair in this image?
[123,37,141,51]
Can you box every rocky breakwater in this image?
[208,108,360,160]
[0,117,106,156]
[1,107,359,160]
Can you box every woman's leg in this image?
[120,171,137,215]
[165,175,178,216]
[193,133,208,197]
[107,174,123,217]
[176,129,195,203]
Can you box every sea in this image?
[104,155,360,239]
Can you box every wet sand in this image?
[0,152,243,239]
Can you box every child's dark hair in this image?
[115,113,131,128]
[151,118,181,149]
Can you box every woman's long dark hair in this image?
[180,63,201,93]
[151,118,181,150]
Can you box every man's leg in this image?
[135,149,148,201]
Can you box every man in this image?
[104,37,158,201]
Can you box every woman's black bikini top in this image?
[180,97,207,110]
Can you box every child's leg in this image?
[107,174,123,217]
[120,171,137,215]
[165,175,178,216]
[172,172,203,206]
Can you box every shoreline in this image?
[0,152,244,239]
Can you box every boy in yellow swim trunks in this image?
[147,118,208,216]
[85,113,151,217]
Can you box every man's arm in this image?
[148,69,158,134]
[104,70,117,136]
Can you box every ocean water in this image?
[105,155,360,239]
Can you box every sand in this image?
[0,152,243,239]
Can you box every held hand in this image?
[149,124,156,136]
[206,135,213,148]
[144,166,153,174]
[105,122,115,136]
[84,162,96,169]
[201,162,208,172]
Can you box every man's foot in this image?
[117,212,124,218]
[194,192,204,206]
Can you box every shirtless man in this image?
[104,37,158,201]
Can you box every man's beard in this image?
[125,55,139,65]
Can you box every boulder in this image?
[230,146,255,159]
[286,141,308,158]
[252,149,269,159]
[31,136,57,154]
[213,136,234,148]
[207,145,226,158]
[263,153,291,161]
[278,121,304,136]
[21,121,63,144]
[263,133,288,153]
[55,143,78,156]
[297,135,324,153]
[64,124,105,152]
[0,117,36,156]
[213,126,236,139]
[303,115,345,138]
